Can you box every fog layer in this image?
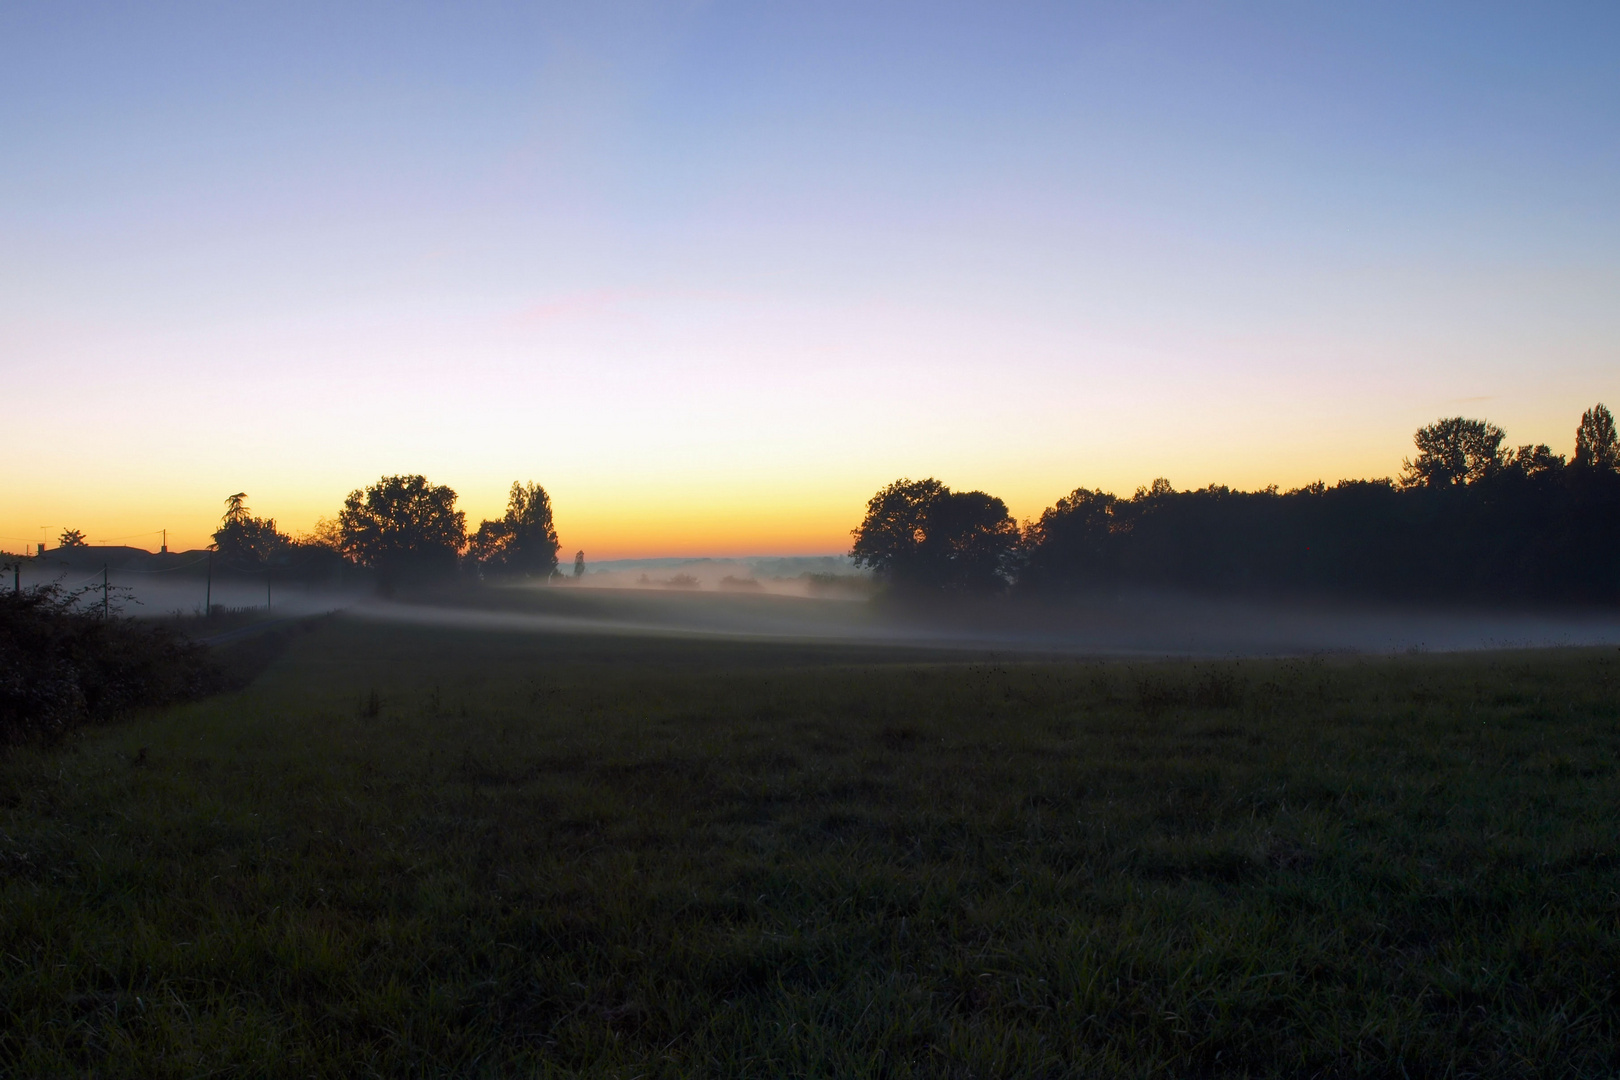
[356,584,1620,657]
[20,559,1619,656]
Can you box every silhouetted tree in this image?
[1574,403,1618,471]
[1135,477,1176,499]
[468,481,560,578]
[338,475,465,583]
[57,529,87,548]
[851,478,1019,592]
[1401,417,1506,487]
[573,551,586,578]
[212,492,286,565]
[1020,488,1117,590]
[1507,443,1565,476]
[1012,406,1620,605]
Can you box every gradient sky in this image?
[4,2,1618,557]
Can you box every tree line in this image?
[852,404,1620,605]
[210,479,575,586]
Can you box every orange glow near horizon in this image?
[8,417,1595,561]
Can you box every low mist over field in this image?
[362,585,1620,656]
[19,550,1620,659]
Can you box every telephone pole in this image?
[102,564,109,620]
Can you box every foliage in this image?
[336,475,465,583]
[212,492,287,566]
[2,619,1618,1075]
[1018,405,1620,604]
[1401,416,1507,487]
[468,481,560,578]
[851,477,1020,591]
[1019,487,1118,591]
[1508,441,1566,475]
[56,529,87,548]
[302,515,343,551]
[251,517,353,585]
[1574,403,1619,470]
[0,585,218,743]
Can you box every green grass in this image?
[3,617,1619,1077]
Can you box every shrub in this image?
[0,585,220,744]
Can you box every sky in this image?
[3,1,1618,557]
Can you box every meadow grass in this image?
[2,616,1618,1077]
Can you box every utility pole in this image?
[205,548,213,616]
[266,568,272,613]
[102,564,109,620]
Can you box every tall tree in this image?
[851,478,1019,592]
[1573,403,1619,471]
[337,475,466,582]
[468,481,561,578]
[212,493,285,565]
[1401,417,1506,488]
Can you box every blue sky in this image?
[4,2,1617,554]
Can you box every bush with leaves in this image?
[0,585,220,744]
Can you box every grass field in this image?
[3,615,1619,1077]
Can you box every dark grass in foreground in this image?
[2,621,1619,1077]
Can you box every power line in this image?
[90,529,166,543]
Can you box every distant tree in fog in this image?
[851,477,1019,592]
[468,481,560,578]
[57,528,87,548]
[338,475,466,583]
[1401,417,1506,488]
[573,551,586,578]
[213,492,286,565]
[301,516,344,552]
[1574,404,1619,471]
